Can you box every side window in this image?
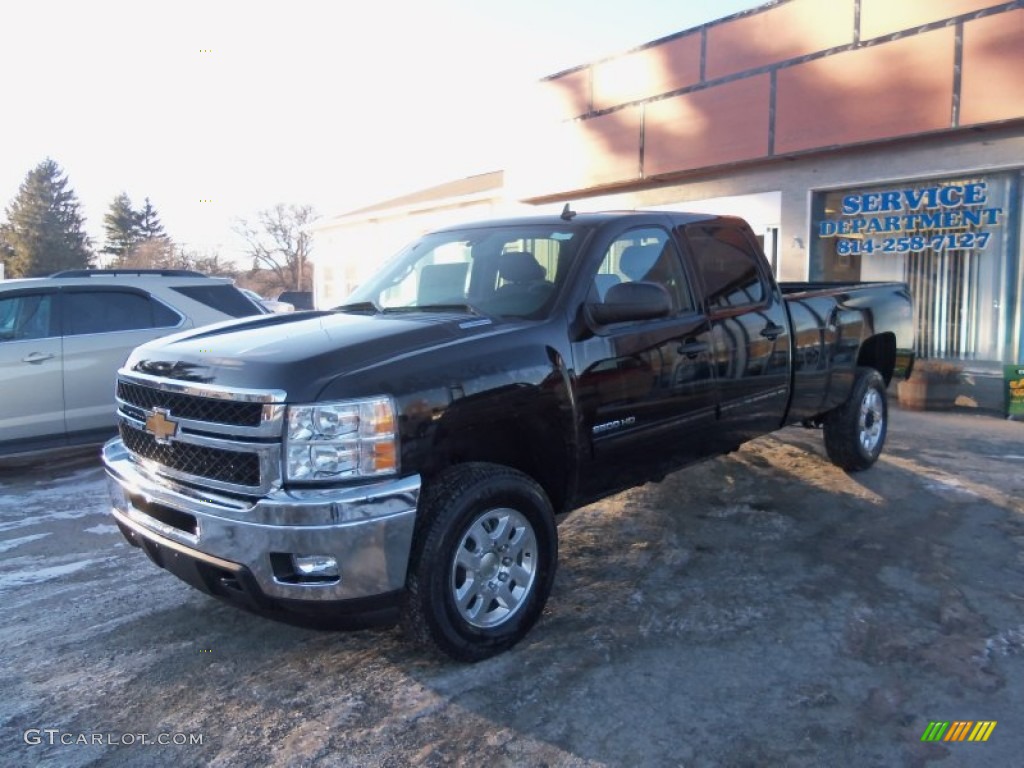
[0,293,55,341]
[593,227,694,313]
[63,291,178,336]
[171,285,263,318]
[685,225,767,312]
[151,300,181,327]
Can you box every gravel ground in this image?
[1,408,1022,767]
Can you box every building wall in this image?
[510,0,1024,368]
[522,0,1024,199]
[568,125,1020,267]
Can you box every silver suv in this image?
[0,269,264,456]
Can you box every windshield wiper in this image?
[332,301,381,314]
[383,303,484,316]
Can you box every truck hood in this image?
[124,310,503,401]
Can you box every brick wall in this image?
[530,0,1022,199]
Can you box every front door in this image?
[572,225,717,500]
[0,290,64,450]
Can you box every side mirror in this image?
[588,281,672,325]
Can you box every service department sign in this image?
[818,181,1003,257]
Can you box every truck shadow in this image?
[376,422,1024,765]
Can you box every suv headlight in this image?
[285,396,398,482]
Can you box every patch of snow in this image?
[0,504,110,533]
[84,524,120,535]
[0,532,52,553]
[923,478,979,496]
[0,556,117,590]
[985,625,1024,657]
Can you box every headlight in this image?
[285,396,398,482]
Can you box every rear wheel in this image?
[823,367,888,471]
[402,463,557,662]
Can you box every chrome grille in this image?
[120,422,262,487]
[115,372,286,495]
[117,380,264,427]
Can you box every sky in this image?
[1,0,764,266]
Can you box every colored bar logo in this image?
[921,721,996,742]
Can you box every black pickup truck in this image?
[102,211,914,660]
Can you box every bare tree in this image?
[109,240,236,279]
[114,238,176,270]
[189,250,238,278]
[233,204,317,294]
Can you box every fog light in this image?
[291,554,339,580]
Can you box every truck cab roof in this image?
[428,210,723,234]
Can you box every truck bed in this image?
[781,280,914,424]
[779,280,908,297]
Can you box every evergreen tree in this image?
[137,197,166,240]
[102,194,172,267]
[1,158,92,277]
[102,192,140,260]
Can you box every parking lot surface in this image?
[2,408,1023,767]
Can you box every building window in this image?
[811,172,1022,363]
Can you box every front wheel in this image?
[823,367,888,471]
[402,463,557,662]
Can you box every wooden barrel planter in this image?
[897,361,963,411]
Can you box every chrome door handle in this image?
[22,352,55,364]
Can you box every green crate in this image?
[1007,364,1024,418]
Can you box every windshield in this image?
[343,224,588,318]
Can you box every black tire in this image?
[402,462,557,662]
[823,366,888,471]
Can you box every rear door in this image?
[682,221,791,446]
[572,223,717,498]
[0,289,64,448]
[61,288,183,435]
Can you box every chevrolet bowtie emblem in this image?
[145,408,179,443]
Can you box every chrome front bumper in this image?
[101,438,420,603]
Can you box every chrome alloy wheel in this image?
[858,387,885,453]
[450,507,538,629]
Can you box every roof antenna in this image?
[560,202,577,221]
